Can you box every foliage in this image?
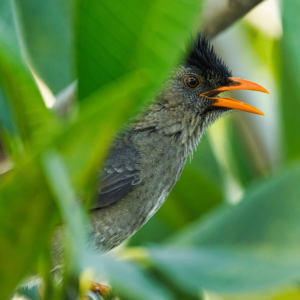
[0,0,300,300]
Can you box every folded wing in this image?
[91,142,141,209]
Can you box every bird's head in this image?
[135,34,269,150]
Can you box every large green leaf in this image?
[170,163,300,250]
[77,0,202,101]
[149,163,300,295]
[13,0,75,94]
[0,9,59,297]
[0,22,148,299]
[41,150,87,277]
[0,71,158,298]
[150,246,300,295]
[0,158,56,300]
[281,0,300,160]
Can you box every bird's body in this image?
[90,60,233,252]
[91,95,203,252]
[91,128,186,252]
[51,35,269,281]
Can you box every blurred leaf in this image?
[0,87,17,135]
[0,11,59,296]
[149,163,300,295]
[13,0,75,94]
[77,0,202,101]
[0,71,148,298]
[0,0,21,136]
[41,150,87,277]
[271,289,300,300]
[84,252,173,300]
[0,26,56,152]
[150,246,300,296]
[281,0,300,160]
[245,24,281,83]
[55,70,148,198]
[0,0,19,51]
[171,163,300,249]
[199,288,300,300]
[227,117,258,186]
[190,134,223,184]
[0,158,56,300]
[129,214,173,246]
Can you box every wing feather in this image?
[91,140,141,209]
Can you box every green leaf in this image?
[84,251,173,300]
[226,118,258,186]
[41,149,87,276]
[0,158,56,300]
[0,71,147,298]
[0,26,56,152]
[77,0,202,101]
[13,0,76,94]
[0,87,17,135]
[182,164,300,249]
[0,0,20,53]
[55,70,148,195]
[0,0,21,135]
[149,163,300,295]
[281,0,300,160]
[150,246,300,295]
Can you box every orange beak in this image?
[201,77,269,116]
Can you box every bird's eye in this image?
[184,75,200,89]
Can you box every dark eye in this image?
[184,75,200,89]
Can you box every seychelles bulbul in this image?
[88,34,268,252]
[51,33,269,297]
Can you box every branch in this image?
[201,0,264,38]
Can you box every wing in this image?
[91,141,141,209]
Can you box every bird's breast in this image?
[143,188,169,223]
[91,131,187,252]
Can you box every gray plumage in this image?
[90,63,230,252]
[51,34,236,272]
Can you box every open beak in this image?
[201,77,269,116]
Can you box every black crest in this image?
[186,33,232,79]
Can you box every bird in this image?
[52,33,269,299]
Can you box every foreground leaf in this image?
[0,158,56,299]
[150,246,300,295]
[149,164,300,295]
[84,251,173,300]
[41,150,87,277]
[77,0,202,102]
